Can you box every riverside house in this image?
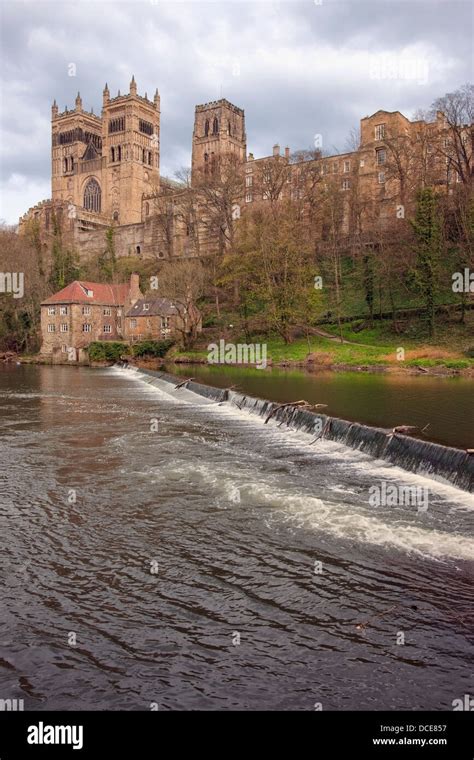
[40,273,142,362]
[124,296,202,343]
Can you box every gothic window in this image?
[204,119,209,137]
[70,157,74,171]
[108,117,125,134]
[145,202,150,216]
[111,147,115,162]
[117,146,122,161]
[212,117,218,135]
[139,119,153,135]
[228,121,231,135]
[83,178,101,213]
[142,148,146,163]
[63,158,68,173]
[148,151,152,165]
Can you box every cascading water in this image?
[120,365,474,493]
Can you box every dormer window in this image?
[143,303,150,311]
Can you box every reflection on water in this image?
[0,364,472,711]
[167,364,474,449]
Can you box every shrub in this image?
[88,341,129,362]
[131,339,174,358]
[464,346,474,358]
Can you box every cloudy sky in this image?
[0,0,472,224]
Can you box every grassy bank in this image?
[168,312,474,374]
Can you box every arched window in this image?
[204,119,209,137]
[148,151,152,165]
[113,211,119,222]
[228,121,231,135]
[70,157,74,171]
[145,202,150,216]
[117,146,121,161]
[63,158,68,173]
[136,245,141,255]
[212,117,218,135]
[204,153,209,174]
[111,147,115,162]
[142,148,146,163]
[83,178,101,213]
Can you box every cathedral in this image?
[19,77,468,262]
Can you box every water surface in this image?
[0,364,472,710]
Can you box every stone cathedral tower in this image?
[51,77,160,226]
[191,99,246,185]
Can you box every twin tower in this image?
[51,78,247,226]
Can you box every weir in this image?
[116,364,474,493]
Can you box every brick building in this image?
[124,296,202,343]
[40,273,142,362]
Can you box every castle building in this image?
[20,79,472,263]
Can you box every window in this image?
[47,306,56,315]
[245,175,252,187]
[228,120,231,135]
[378,171,386,184]
[103,307,112,316]
[142,149,146,163]
[61,345,68,353]
[82,306,91,315]
[161,316,170,329]
[108,117,125,133]
[342,179,350,190]
[47,324,55,333]
[212,117,219,135]
[83,178,101,213]
[333,163,338,173]
[245,192,252,203]
[70,157,74,172]
[111,147,115,162]
[376,148,386,165]
[60,323,68,332]
[359,159,365,168]
[130,319,137,329]
[145,202,150,216]
[245,166,253,174]
[343,160,350,173]
[136,245,141,255]
[103,325,112,333]
[139,119,153,135]
[82,324,92,332]
[117,146,122,161]
[375,124,385,140]
[60,306,68,315]
[143,303,150,311]
[204,119,209,137]
[148,152,152,165]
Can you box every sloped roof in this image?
[42,281,130,306]
[125,297,179,317]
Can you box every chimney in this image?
[285,146,290,160]
[129,273,142,305]
[273,144,280,157]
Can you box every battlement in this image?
[195,99,244,116]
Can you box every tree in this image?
[157,259,206,348]
[410,187,443,337]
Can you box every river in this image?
[0,364,473,710]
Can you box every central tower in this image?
[191,99,246,185]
